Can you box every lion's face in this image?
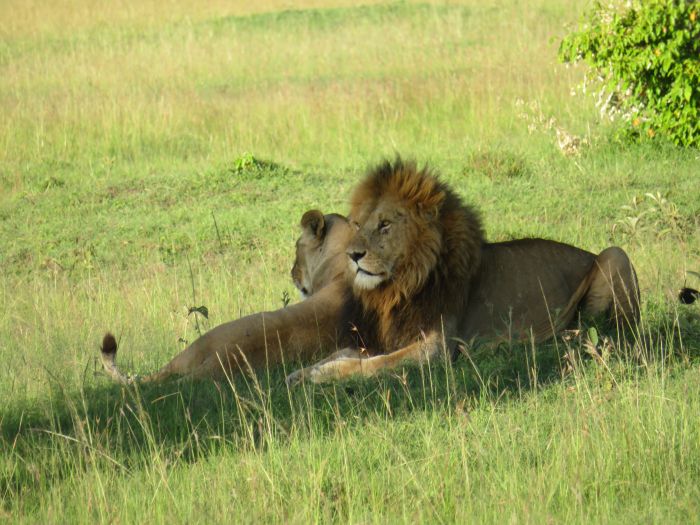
[346,197,441,293]
[291,210,351,298]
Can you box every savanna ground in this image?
[1,0,700,522]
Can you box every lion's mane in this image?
[343,159,485,353]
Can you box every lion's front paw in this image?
[285,365,328,387]
[286,359,351,386]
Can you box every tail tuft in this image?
[679,287,700,305]
[101,332,118,358]
[99,332,132,384]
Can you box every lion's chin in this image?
[353,270,386,290]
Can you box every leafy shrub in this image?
[559,1,699,147]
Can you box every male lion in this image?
[100,210,352,384]
[286,159,640,384]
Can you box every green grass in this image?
[1,0,700,522]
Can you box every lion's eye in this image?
[378,220,391,233]
[351,221,360,231]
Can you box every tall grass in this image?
[1,1,586,174]
[1,0,699,522]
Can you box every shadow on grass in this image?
[2,313,698,510]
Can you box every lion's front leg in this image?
[285,348,363,386]
[286,332,444,385]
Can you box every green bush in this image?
[559,1,699,147]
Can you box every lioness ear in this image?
[300,209,326,239]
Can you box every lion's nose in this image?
[348,250,366,263]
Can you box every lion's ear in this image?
[416,188,444,222]
[417,203,440,222]
[301,209,326,239]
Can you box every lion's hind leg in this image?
[581,247,640,329]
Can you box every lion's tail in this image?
[100,333,134,384]
[100,333,174,384]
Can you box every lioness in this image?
[100,210,352,383]
[286,159,639,384]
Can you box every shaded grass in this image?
[3,328,700,521]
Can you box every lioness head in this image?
[346,159,484,303]
[291,209,352,298]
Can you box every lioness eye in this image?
[379,220,391,233]
[351,221,360,231]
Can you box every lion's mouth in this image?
[357,267,382,277]
[353,266,388,292]
[349,261,387,290]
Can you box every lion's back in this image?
[461,238,596,341]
